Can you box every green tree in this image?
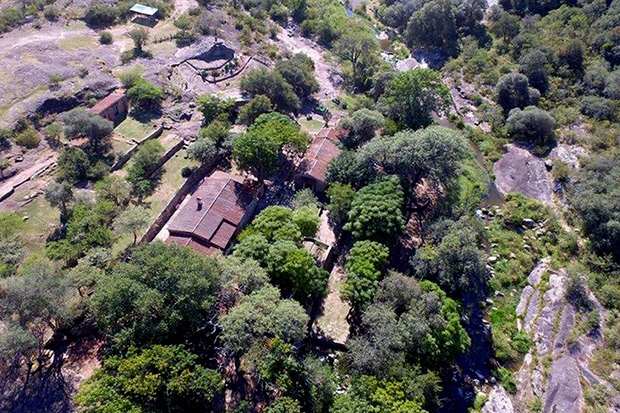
[128,27,149,53]
[335,28,380,90]
[232,113,308,183]
[345,273,470,375]
[95,175,131,207]
[237,95,273,125]
[0,212,25,277]
[187,138,218,165]
[266,241,329,298]
[342,241,390,311]
[219,285,309,354]
[378,69,451,130]
[325,150,375,189]
[127,140,164,198]
[488,8,520,43]
[332,371,439,412]
[56,147,90,184]
[196,94,235,125]
[326,183,356,225]
[506,106,555,144]
[340,108,385,148]
[44,181,74,221]
[571,155,620,261]
[405,0,459,57]
[358,126,466,193]
[275,53,320,100]
[344,177,405,244]
[0,258,78,398]
[46,201,115,265]
[75,345,222,412]
[113,206,150,244]
[495,73,539,115]
[127,80,164,111]
[241,68,301,113]
[411,217,487,297]
[14,128,41,149]
[89,242,220,350]
[63,107,113,154]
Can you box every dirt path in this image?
[275,28,340,101]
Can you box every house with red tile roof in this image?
[294,127,342,193]
[91,91,128,125]
[165,171,257,255]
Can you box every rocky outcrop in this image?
[493,145,552,204]
[482,385,514,413]
[510,259,618,413]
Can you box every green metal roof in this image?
[130,4,158,16]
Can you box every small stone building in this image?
[295,127,342,193]
[165,171,257,255]
[91,91,128,125]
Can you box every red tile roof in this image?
[298,128,342,183]
[166,171,255,254]
[91,92,126,115]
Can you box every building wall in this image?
[97,96,128,124]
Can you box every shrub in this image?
[44,7,60,22]
[14,128,40,149]
[506,106,555,144]
[127,80,163,111]
[181,166,195,178]
[580,96,616,121]
[99,31,113,45]
[84,3,117,27]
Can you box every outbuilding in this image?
[90,91,128,125]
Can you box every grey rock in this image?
[493,144,553,204]
[482,386,514,413]
[523,218,535,228]
[543,355,582,413]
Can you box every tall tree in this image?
[232,113,308,183]
[113,206,150,244]
[378,69,451,130]
[89,242,220,351]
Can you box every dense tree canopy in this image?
[219,285,309,354]
[345,273,470,376]
[75,345,222,412]
[571,155,620,261]
[344,177,406,244]
[232,113,308,182]
[90,242,220,351]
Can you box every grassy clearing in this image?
[59,35,98,51]
[14,193,60,254]
[111,139,134,156]
[114,117,154,142]
[112,151,197,255]
[299,118,324,134]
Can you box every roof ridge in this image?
[190,177,231,234]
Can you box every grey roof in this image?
[130,4,158,16]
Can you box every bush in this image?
[497,367,516,394]
[181,166,195,178]
[580,96,616,121]
[506,106,555,144]
[127,80,163,111]
[14,128,40,149]
[99,31,113,45]
[44,7,60,22]
[84,3,117,27]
